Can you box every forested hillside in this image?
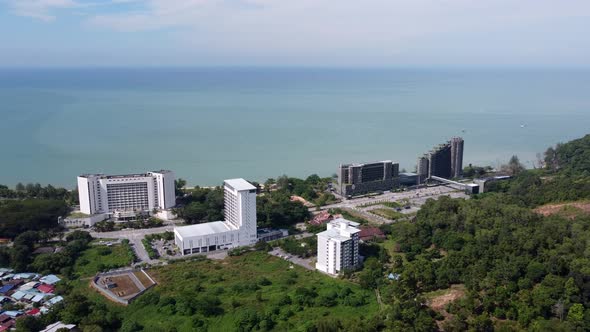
[386,134,590,330]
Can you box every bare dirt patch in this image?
[108,275,140,299]
[425,284,467,330]
[93,269,157,304]
[427,284,466,311]
[534,201,590,219]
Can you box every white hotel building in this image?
[315,218,361,275]
[77,170,176,216]
[174,178,258,255]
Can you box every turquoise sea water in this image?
[1,68,589,188]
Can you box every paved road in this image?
[89,226,175,265]
[269,248,315,270]
[294,232,314,240]
[316,185,468,224]
[89,226,175,240]
[90,225,231,264]
[324,185,465,210]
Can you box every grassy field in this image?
[66,237,381,332]
[67,211,90,218]
[73,242,134,278]
[358,201,401,209]
[329,208,371,224]
[72,251,378,331]
[381,238,400,256]
[381,202,402,209]
[369,208,404,220]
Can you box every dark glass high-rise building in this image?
[417,137,464,182]
[450,137,464,178]
[337,160,399,196]
[429,143,452,178]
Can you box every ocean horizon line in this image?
[2,65,590,71]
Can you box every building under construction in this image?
[337,160,400,197]
[417,137,464,183]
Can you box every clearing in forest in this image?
[424,284,467,329]
[534,201,590,219]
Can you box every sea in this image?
[0,67,589,188]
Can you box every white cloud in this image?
[7,0,81,21]
[5,0,590,66]
[86,0,224,31]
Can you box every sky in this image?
[1,0,590,67]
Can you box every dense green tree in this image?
[567,303,584,322]
[174,178,187,196]
[181,202,208,224]
[503,155,526,176]
[257,192,310,228]
[0,199,69,238]
[15,315,44,332]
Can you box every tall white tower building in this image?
[223,178,258,246]
[315,218,361,275]
[77,170,175,215]
[174,178,258,255]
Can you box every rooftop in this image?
[39,275,61,285]
[330,218,360,228]
[174,221,232,239]
[224,178,256,191]
[41,322,76,332]
[46,296,63,306]
[0,285,15,294]
[79,170,173,179]
[318,218,361,242]
[37,284,55,294]
[342,160,397,167]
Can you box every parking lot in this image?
[269,248,315,270]
[321,185,468,224]
[335,185,465,209]
[88,226,174,264]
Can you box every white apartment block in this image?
[315,218,361,275]
[77,170,176,215]
[174,178,257,255]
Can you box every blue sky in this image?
[1,0,589,67]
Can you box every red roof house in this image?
[26,308,40,316]
[37,284,55,294]
[310,211,334,225]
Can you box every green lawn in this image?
[73,243,134,278]
[381,238,399,256]
[329,208,371,224]
[67,211,90,218]
[73,251,379,331]
[381,202,402,209]
[359,201,401,209]
[369,208,404,220]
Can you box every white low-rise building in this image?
[315,218,361,275]
[174,178,257,255]
[77,170,176,216]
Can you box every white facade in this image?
[58,213,108,228]
[174,222,238,255]
[77,170,175,215]
[315,218,361,275]
[174,178,257,255]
